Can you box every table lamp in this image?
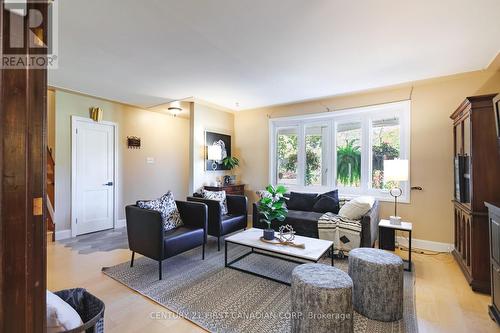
[383,159,409,225]
[207,144,222,171]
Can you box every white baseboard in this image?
[116,219,126,228]
[396,236,454,253]
[55,229,72,241]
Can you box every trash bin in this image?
[53,288,105,333]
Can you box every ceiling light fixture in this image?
[168,106,182,117]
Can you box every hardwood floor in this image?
[47,239,498,333]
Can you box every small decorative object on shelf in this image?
[223,175,237,185]
[258,184,288,240]
[127,136,141,149]
[278,225,295,243]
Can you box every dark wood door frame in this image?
[1,1,48,332]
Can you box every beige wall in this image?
[190,103,235,193]
[234,68,500,244]
[54,90,190,232]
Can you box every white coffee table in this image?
[224,228,334,285]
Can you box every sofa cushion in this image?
[202,189,228,215]
[287,192,318,211]
[312,190,340,213]
[338,196,375,220]
[137,191,183,231]
[284,210,324,238]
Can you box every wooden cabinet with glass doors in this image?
[450,94,500,294]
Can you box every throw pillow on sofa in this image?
[137,191,183,231]
[202,189,228,215]
[312,189,340,213]
[338,196,375,220]
[286,192,318,211]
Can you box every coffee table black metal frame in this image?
[224,240,334,286]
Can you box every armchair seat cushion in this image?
[164,227,204,258]
[221,214,247,235]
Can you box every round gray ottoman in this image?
[291,263,353,333]
[348,248,404,321]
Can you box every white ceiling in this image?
[48,0,500,110]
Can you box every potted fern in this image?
[258,185,288,240]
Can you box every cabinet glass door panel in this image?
[463,117,471,156]
[455,122,463,155]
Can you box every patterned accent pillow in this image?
[202,189,228,215]
[137,191,183,231]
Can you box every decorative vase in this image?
[263,228,275,240]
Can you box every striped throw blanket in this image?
[318,213,362,253]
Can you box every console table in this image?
[204,184,245,195]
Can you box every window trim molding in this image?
[269,100,411,203]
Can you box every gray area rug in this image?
[102,239,418,333]
[58,227,128,254]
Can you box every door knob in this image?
[103,182,113,186]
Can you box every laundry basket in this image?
[53,288,105,333]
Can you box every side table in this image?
[378,219,413,272]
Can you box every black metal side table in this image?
[378,219,413,272]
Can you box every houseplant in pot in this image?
[222,156,239,185]
[258,185,288,240]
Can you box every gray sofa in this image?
[252,199,380,248]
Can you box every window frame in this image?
[274,125,301,186]
[269,100,411,203]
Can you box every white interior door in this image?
[73,119,115,236]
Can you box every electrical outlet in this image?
[146,157,155,164]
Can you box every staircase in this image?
[47,147,55,241]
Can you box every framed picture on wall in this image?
[205,131,231,171]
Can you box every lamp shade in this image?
[207,144,222,161]
[384,159,409,181]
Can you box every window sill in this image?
[339,192,410,204]
[275,184,410,204]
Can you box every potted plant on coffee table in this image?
[258,185,288,240]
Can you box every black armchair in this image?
[187,194,247,251]
[125,200,208,280]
